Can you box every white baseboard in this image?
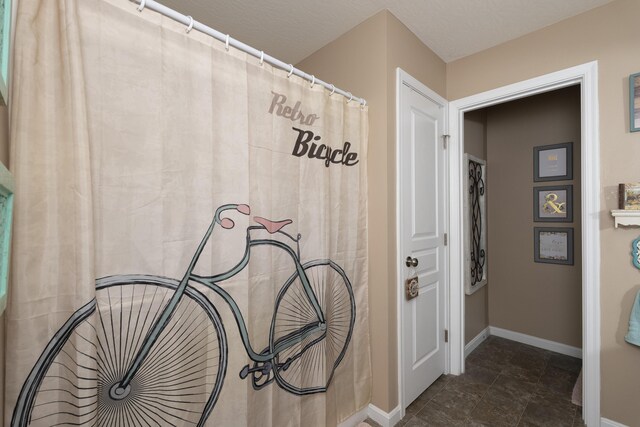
[338,403,403,427]
[336,402,623,427]
[366,404,402,427]
[337,405,369,427]
[600,418,629,427]
[465,327,490,358]
[489,326,582,359]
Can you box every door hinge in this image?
[442,134,450,149]
[444,329,449,343]
[444,233,448,246]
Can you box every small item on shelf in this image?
[618,183,640,210]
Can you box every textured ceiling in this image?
[160,0,614,64]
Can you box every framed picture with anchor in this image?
[533,185,573,222]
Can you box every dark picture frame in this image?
[533,142,573,182]
[631,72,640,133]
[533,185,573,222]
[534,227,574,265]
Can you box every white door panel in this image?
[412,285,439,364]
[399,78,447,408]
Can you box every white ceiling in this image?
[164,0,614,64]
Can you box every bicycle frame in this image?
[191,238,326,363]
[116,204,326,391]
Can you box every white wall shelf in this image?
[611,210,640,228]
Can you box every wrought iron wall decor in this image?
[464,154,488,295]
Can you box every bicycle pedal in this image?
[239,365,250,379]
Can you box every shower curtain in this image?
[6,0,371,425]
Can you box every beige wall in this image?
[297,10,446,412]
[463,110,486,162]
[447,0,640,423]
[486,86,582,347]
[464,110,489,344]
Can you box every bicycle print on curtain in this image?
[6,0,371,425]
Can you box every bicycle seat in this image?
[254,216,293,234]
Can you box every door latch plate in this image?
[405,276,419,300]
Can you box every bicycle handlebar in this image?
[215,204,251,229]
[213,203,301,258]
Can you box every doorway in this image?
[464,85,583,355]
[448,62,600,426]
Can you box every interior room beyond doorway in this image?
[463,84,583,370]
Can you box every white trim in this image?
[395,67,404,422]
[337,406,369,427]
[448,61,600,426]
[600,418,629,427]
[489,326,582,359]
[396,68,449,420]
[366,404,402,427]
[464,327,490,358]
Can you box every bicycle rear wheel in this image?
[269,260,355,395]
[12,275,227,427]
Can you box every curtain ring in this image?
[329,84,336,96]
[185,16,194,33]
[225,34,230,51]
[360,99,367,108]
[347,92,353,103]
[287,64,294,78]
[259,51,265,66]
[310,75,315,88]
[137,0,146,12]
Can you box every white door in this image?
[398,72,447,408]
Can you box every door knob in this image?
[405,256,418,267]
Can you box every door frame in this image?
[395,68,449,419]
[447,61,600,425]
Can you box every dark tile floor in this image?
[366,336,584,427]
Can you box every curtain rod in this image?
[131,0,367,107]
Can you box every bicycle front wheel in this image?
[12,275,227,427]
[270,260,355,395]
